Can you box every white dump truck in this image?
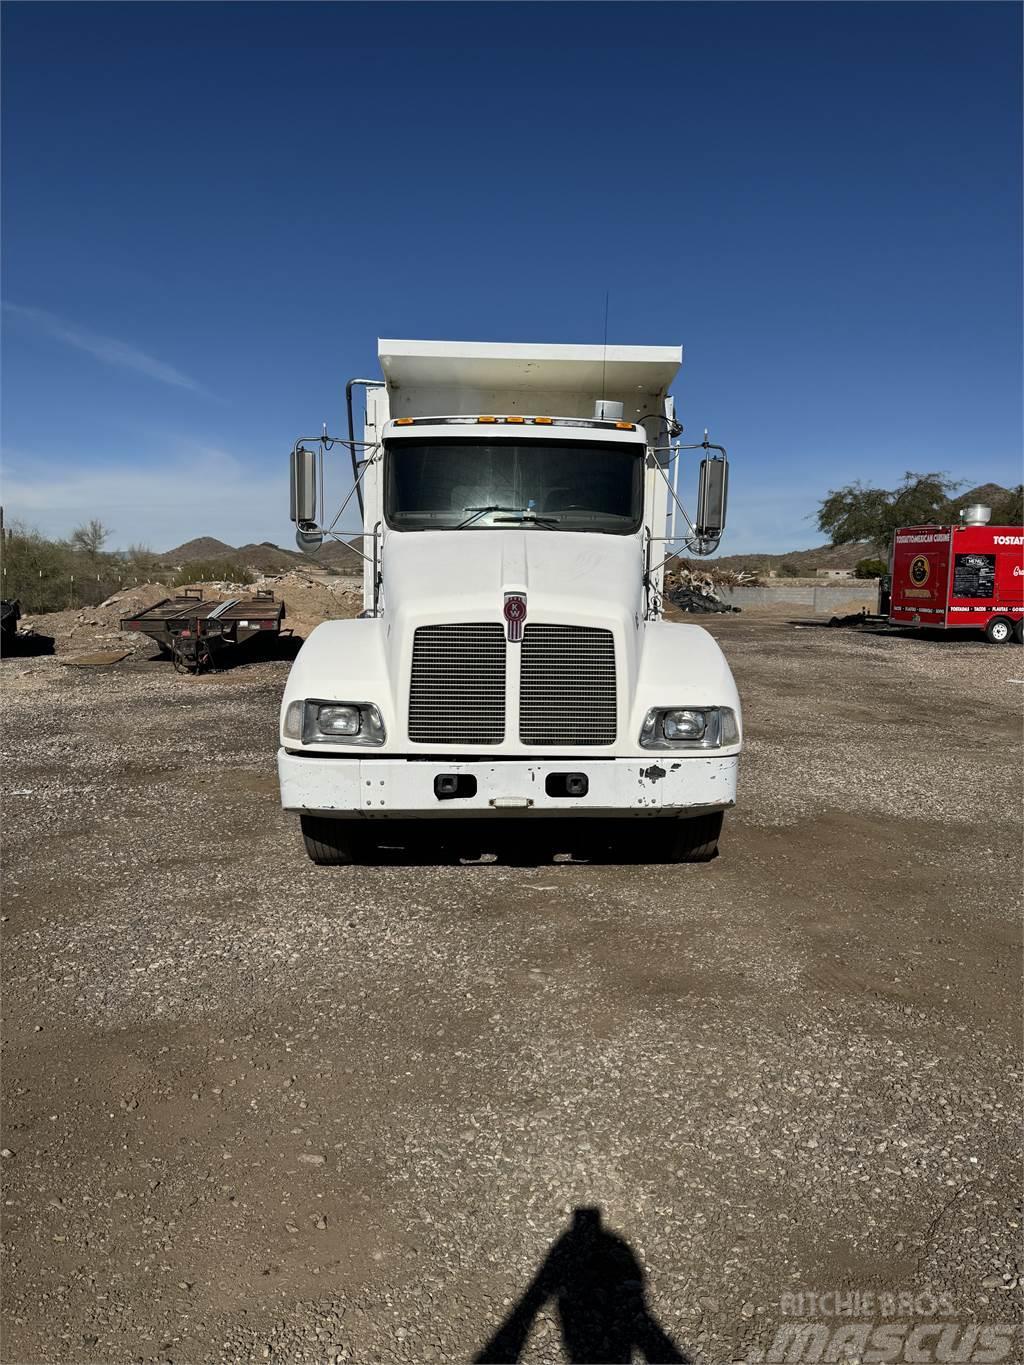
[280,339,741,864]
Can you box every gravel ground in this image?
[1,613,1021,1365]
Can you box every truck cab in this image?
[279,339,741,864]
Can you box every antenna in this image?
[600,290,609,401]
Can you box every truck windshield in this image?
[384,439,643,533]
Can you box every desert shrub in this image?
[1,524,159,612]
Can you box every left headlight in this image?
[640,706,739,750]
[283,699,386,747]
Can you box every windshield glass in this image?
[384,439,643,533]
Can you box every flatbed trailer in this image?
[121,590,286,671]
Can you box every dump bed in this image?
[376,338,681,424]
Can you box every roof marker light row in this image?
[392,415,636,431]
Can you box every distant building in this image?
[816,568,854,579]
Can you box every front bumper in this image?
[278,750,738,819]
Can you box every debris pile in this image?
[665,563,759,614]
[17,584,171,658]
[252,570,362,639]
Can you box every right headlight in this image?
[640,706,739,750]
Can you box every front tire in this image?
[300,815,362,866]
[985,617,1013,644]
[663,810,724,863]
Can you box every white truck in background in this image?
[279,339,741,864]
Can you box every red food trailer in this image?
[889,518,1024,643]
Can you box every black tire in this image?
[1013,619,1024,644]
[300,815,362,866]
[985,616,1013,645]
[663,810,724,863]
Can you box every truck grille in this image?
[519,625,617,745]
[408,624,506,744]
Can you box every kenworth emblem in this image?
[503,592,527,643]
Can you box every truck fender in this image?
[631,621,742,744]
[279,618,391,735]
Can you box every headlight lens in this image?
[640,706,739,749]
[317,704,360,736]
[282,700,386,746]
[663,708,706,741]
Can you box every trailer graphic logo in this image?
[503,592,527,642]
[909,555,931,587]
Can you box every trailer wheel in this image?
[300,815,362,866]
[1014,619,1024,644]
[985,617,1013,645]
[663,810,723,863]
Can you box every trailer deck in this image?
[120,590,286,671]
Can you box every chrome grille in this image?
[408,624,506,745]
[519,625,617,745]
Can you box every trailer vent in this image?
[519,625,617,746]
[409,624,506,744]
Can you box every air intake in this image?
[960,504,992,526]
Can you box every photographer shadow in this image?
[475,1207,690,1364]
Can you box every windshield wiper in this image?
[456,504,525,529]
[493,514,562,528]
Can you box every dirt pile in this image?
[19,583,173,657]
[12,573,362,660]
[255,570,362,638]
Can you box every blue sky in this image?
[2,1,1021,554]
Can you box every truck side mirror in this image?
[696,456,728,537]
[290,446,317,525]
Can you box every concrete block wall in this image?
[715,580,880,614]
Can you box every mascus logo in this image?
[503,592,527,642]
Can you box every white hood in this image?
[380,528,645,630]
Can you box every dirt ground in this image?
[1,610,1021,1364]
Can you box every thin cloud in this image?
[3,302,207,394]
[1,443,297,549]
